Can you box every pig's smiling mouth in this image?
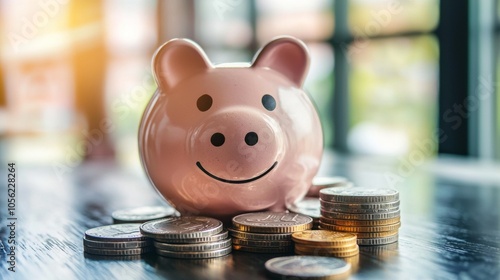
[196,161,277,184]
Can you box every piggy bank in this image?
[139,36,323,219]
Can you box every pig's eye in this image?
[197,94,213,112]
[262,94,276,111]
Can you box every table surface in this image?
[1,151,500,280]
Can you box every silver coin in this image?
[320,209,400,220]
[321,206,399,214]
[154,238,232,252]
[231,238,292,247]
[83,237,151,249]
[287,197,321,218]
[320,199,400,210]
[155,230,229,244]
[155,246,232,259]
[140,216,223,239]
[265,256,351,279]
[320,201,399,214]
[357,234,399,246]
[232,212,313,233]
[228,228,292,241]
[85,224,147,242]
[112,206,177,224]
[320,187,399,203]
[84,246,152,256]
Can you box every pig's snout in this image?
[191,108,283,184]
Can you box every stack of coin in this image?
[265,256,351,280]
[112,205,178,224]
[292,230,359,258]
[230,212,313,253]
[307,176,353,197]
[83,224,153,256]
[140,216,232,259]
[319,187,400,246]
[286,197,321,229]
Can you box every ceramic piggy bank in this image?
[139,36,323,219]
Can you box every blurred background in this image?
[0,0,498,174]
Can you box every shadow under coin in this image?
[146,253,233,280]
[84,252,146,261]
[359,242,399,261]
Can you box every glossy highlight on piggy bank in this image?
[139,36,323,219]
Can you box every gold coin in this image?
[232,212,313,233]
[319,222,401,233]
[295,246,359,258]
[353,229,399,239]
[294,243,358,252]
[291,230,357,246]
[320,216,400,226]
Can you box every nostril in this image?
[245,132,258,146]
[211,133,225,147]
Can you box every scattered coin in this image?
[140,216,223,239]
[112,206,177,224]
[265,256,351,279]
[287,197,321,219]
[85,224,148,242]
[232,212,313,233]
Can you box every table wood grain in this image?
[1,154,500,280]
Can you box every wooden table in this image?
[1,152,500,279]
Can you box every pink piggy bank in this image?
[139,36,323,220]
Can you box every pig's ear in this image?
[153,39,211,91]
[252,37,309,87]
